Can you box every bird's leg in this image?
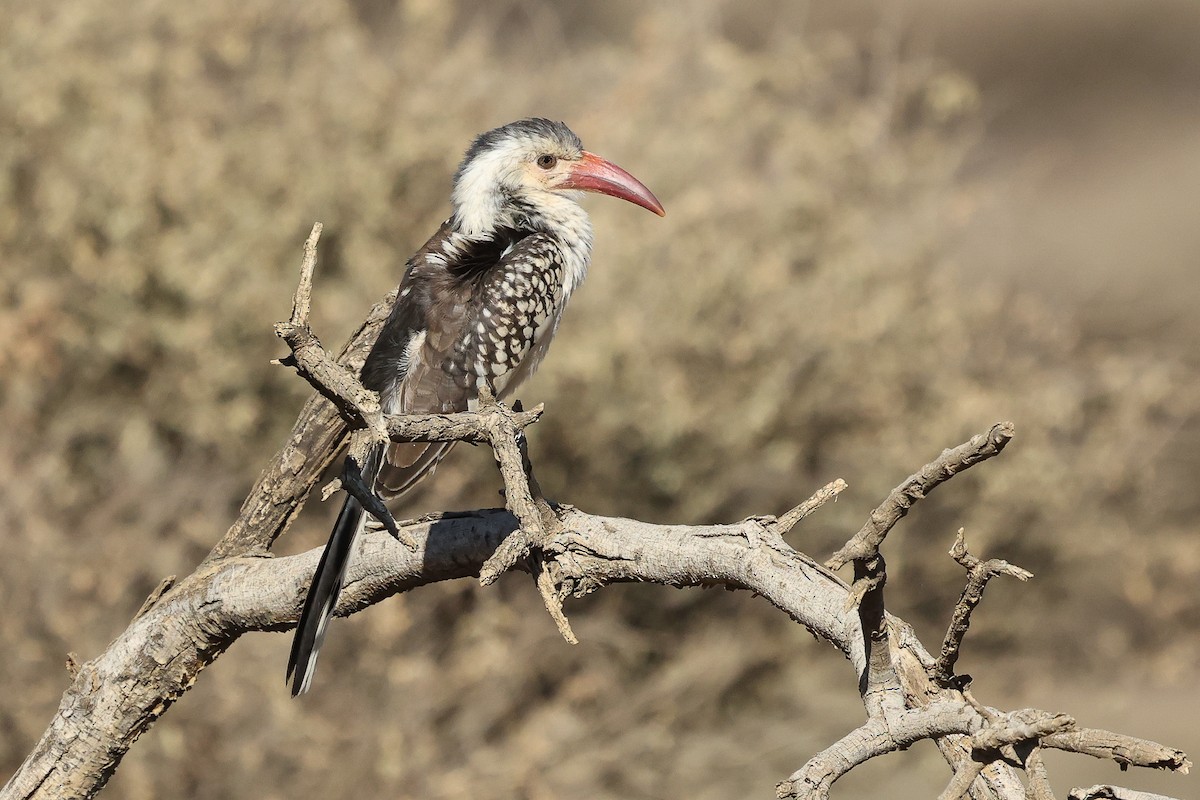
[341,429,417,550]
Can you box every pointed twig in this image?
[935,529,1033,685]
[273,223,387,440]
[778,479,848,534]
[532,553,578,645]
[134,575,177,619]
[287,222,321,326]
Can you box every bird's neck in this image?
[453,191,593,300]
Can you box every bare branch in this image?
[778,478,848,534]
[939,759,986,800]
[973,710,1075,751]
[273,222,386,440]
[9,424,1188,800]
[823,423,1015,755]
[826,422,1015,570]
[935,701,1072,799]
[778,703,980,799]
[1068,786,1183,800]
[936,529,1033,685]
[385,404,543,442]
[1026,748,1057,800]
[4,508,874,800]
[6,232,1187,800]
[1043,729,1192,773]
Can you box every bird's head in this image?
[451,118,664,236]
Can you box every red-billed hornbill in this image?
[287,119,664,695]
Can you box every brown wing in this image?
[363,220,475,499]
[375,281,478,499]
[365,227,568,499]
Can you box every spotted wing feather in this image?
[374,230,567,497]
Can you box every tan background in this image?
[1,1,1197,797]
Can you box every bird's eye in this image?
[536,154,557,169]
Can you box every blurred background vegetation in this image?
[1,1,1197,798]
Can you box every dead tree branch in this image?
[1068,786,1183,800]
[1043,729,1191,772]
[778,478,849,534]
[2,228,1189,800]
[935,529,1033,685]
[826,422,1015,571]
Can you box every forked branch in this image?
[935,529,1033,686]
[1,228,1189,800]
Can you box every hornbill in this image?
[287,119,664,695]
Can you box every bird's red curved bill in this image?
[562,151,665,216]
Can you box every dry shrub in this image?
[1,1,1196,798]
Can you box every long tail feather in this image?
[287,447,381,696]
[287,494,361,695]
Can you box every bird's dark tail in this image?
[287,447,381,696]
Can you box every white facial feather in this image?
[451,132,593,299]
[451,142,525,236]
